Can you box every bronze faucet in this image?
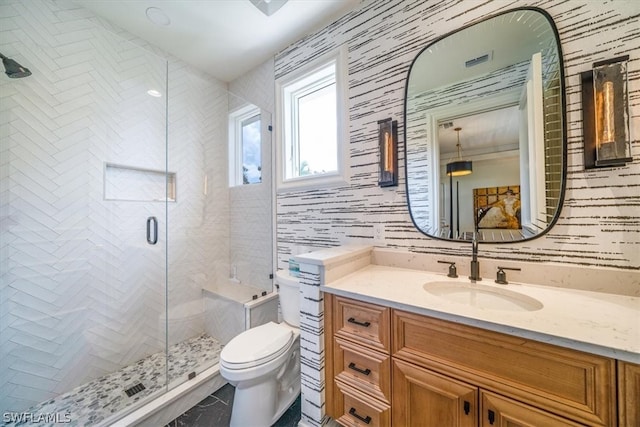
[469,232,481,282]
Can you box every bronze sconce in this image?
[378,118,398,187]
[581,55,632,168]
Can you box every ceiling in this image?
[438,106,520,157]
[73,0,360,82]
[408,9,554,95]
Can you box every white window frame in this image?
[275,46,349,192]
[229,104,261,187]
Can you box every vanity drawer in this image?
[393,310,617,426]
[333,296,390,353]
[334,379,390,427]
[334,336,390,404]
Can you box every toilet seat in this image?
[221,322,293,370]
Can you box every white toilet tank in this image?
[276,270,300,327]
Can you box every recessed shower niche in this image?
[104,162,177,202]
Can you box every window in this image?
[229,104,262,186]
[277,48,348,190]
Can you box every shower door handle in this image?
[146,216,158,245]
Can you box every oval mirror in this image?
[405,8,566,243]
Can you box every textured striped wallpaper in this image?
[275,0,640,272]
[277,4,640,425]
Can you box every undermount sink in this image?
[423,281,543,312]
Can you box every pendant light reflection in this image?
[446,127,472,177]
[147,89,162,98]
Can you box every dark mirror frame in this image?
[403,7,567,244]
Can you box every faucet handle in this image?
[437,260,458,278]
[495,266,521,285]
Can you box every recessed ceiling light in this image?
[146,7,171,26]
[147,89,162,97]
[250,0,288,16]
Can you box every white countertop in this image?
[321,264,640,363]
[295,244,373,267]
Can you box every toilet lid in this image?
[221,322,293,369]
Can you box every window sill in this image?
[277,173,349,193]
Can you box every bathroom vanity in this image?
[326,293,632,426]
[292,245,639,427]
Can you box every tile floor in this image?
[165,383,301,427]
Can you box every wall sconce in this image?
[378,118,398,187]
[581,55,632,168]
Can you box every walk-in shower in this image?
[0,0,274,425]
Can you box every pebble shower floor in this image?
[3,335,221,427]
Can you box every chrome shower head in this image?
[0,53,32,78]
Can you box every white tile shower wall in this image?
[65,0,237,322]
[230,59,276,114]
[167,58,232,334]
[228,59,276,292]
[229,183,273,291]
[204,294,245,346]
[0,0,230,412]
[274,1,640,425]
[275,0,640,273]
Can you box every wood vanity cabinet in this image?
[325,294,621,427]
[392,357,585,427]
[327,295,391,427]
[618,361,640,426]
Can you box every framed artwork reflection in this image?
[474,185,521,230]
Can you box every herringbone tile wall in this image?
[229,59,276,292]
[0,0,242,413]
[166,58,234,346]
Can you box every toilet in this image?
[220,270,301,427]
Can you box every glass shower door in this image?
[164,87,275,391]
[0,18,169,424]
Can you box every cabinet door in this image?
[480,390,582,427]
[393,359,477,427]
[618,360,640,427]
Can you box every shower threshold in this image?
[5,334,221,427]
